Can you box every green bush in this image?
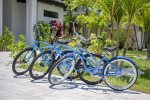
[8,34,27,58]
[88,32,106,54]
[88,32,117,54]
[0,26,15,51]
[35,21,51,43]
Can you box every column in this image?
[26,0,37,45]
[0,0,3,35]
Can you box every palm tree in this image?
[141,4,150,59]
[127,0,150,59]
[99,0,124,41]
[122,0,144,56]
[113,0,124,56]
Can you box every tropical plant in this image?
[8,34,27,57]
[0,26,15,51]
[140,3,150,59]
[35,21,51,43]
[122,0,144,55]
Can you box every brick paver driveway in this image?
[0,52,149,100]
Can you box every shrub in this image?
[0,26,15,51]
[8,34,27,58]
[88,32,107,54]
[88,32,117,54]
[35,21,51,43]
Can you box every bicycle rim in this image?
[104,58,138,91]
[13,48,35,75]
[29,51,53,79]
[49,57,75,85]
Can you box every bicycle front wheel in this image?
[29,51,54,80]
[104,57,138,91]
[75,54,105,85]
[12,47,36,75]
[48,56,75,85]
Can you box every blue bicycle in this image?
[12,21,68,75]
[28,37,76,80]
[48,22,138,91]
[28,22,98,81]
[48,22,105,85]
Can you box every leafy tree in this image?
[122,0,144,55]
[99,0,124,41]
[140,3,150,59]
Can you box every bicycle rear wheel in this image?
[48,55,75,85]
[75,54,105,85]
[12,47,36,75]
[55,50,78,79]
[29,51,54,80]
[104,57,138,91]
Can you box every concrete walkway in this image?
[0,52,150,100]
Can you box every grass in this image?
[130,58,150,93]
[113,50,150,93]
[76,50,150,93]
[20,50,150,93]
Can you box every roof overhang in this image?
[38,0,66,8]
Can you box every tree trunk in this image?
[68,10,73,36]
[147,34,150,59]
[83,25,88,38]
[116,24,120,56]
[123,20,131,56]
[141,29,145,49]
[110,16,114,40]
[134,25,141,50]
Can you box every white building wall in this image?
[137,30,143,49]
[37,2,64,24]
[0,0,3,35]
[3,0,12,30]
[11,0,26,39]
[26,0,37,45]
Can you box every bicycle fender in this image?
[108,56,138,67]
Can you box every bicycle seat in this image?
[81,41,91,47]
[103,46,117,52]
[57,41,68,45]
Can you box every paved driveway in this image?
[0,52,150,100]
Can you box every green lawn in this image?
[119,50,150,93]
[77,50,150,93]
[25,50,150,93]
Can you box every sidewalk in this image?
[0,52,149,100]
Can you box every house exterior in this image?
[0,0,146,49]
[0,0,65,45]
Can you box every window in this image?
[17,0,26,3]
[44,10,58,18]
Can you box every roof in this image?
[38,0,66,8]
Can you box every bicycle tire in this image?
[48,55,75,85]
[75,54,105,85]
[29,50,54,80]
[12,47,36,75]
[56,50,78,79]
[104,57,138,91]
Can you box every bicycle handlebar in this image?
[72,21,98,45]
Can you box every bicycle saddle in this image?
[81,41,91,47]
[57,41,69,45]
[103,46,117,52]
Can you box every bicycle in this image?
[28,37,77,80]
[48,22,106,85]
[28,21,100,81]
[12,21,69,76]
[48,22,138,91]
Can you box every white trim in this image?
[26,0,37,45]
[0,0,3,35]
